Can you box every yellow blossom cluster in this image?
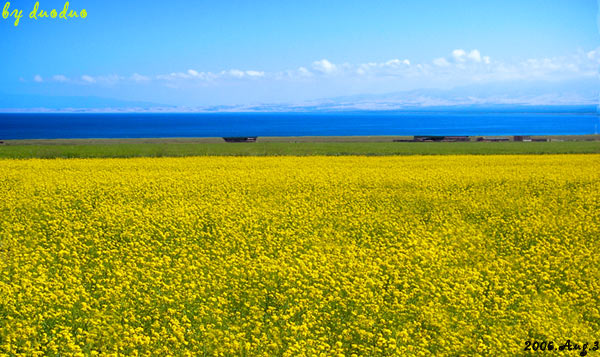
[1,155,599,355]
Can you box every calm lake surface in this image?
[1,110,598,140]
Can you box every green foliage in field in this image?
[0,141,598,159]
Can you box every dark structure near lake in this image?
[223,137,258,143]
[440,136,470,142]
[394,136,470,142]
[395,135,549,143]
[477,137,510,142]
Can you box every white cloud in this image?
[467,49,482,62]
[587,49,600,63]
[433,57,450,67]
[450,49,485,63]
[227,69,246,78]
[47,48,598,89]
[356,62,377,75]
[181,70,213,80]
[99,75,122,84]
[78,74,121,84]
[81,75,96,83]
[34,75,43,83]
[245,70,264,77]
[154,68,263,82]
[157,72,191,80]
[222,69,265,78]
[131,73,150,82]
[278,66,315,80]
[354,58,412,76]
[452,49,467,62]
[297,67,312,77]
[312,59,337,74]
[52,75,68,82]
[385,59,410,66]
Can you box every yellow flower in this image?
[0,155,598,355]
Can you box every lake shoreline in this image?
[3,134,600,146]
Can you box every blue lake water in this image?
[0,110,598,140]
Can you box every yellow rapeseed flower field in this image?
[1,155,599,356]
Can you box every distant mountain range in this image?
[218,79,599,112]
[0,94,163,112]
[1,79,598,113]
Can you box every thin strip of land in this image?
[0,136,598,159]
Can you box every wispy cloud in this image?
[131,73,150,82]
[52,75,68,82]
[297,67,312,77]
[33,48,600,88]
[433,57,450,67]
[33,75,43,83]
[312,59,338,74]
[245,70,265,77]
[223,69,265,78]
[155,68,265,82]
[450,49,484,63]
[354,58,412,76]
[80,74,123,85]
[427,48,599,81]
[81,75,96,83]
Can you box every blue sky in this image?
[0,0,598,109]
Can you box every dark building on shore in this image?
[413,136,470,142]
[223,137,258,143]
[477,136,509,142]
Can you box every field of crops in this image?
[1,155,599,355]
